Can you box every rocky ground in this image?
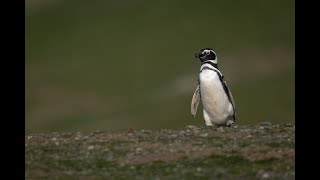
[25,122,295,179]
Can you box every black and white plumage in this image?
[191,48,236,127]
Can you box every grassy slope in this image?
[25,0,294,133]
[25,123,295,179]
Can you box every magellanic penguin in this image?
[191,48,236,127]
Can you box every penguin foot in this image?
[226,120,236,128]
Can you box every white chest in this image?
[199,70,227,104]
[199,69,233,122]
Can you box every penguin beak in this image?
[195,53,201,58]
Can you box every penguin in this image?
[191,48,236,127]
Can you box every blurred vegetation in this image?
[25,0,294,133]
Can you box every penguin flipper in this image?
[191,85,201,117]
[223,80,236,119]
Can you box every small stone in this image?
[245,135,252,139]
[259,121,272,126]
[94,130,102,133]
[262,172,270,179]
[126,152,135,159]
[257,170,271,179]
[54,154,60,159]
[186,125,199,130]
[171,134,178,138]
[88,146,94,150]
[135,147,143,153]
[141,130,151,134]
[106,153,114,161]
[185,131,193,137]
[196,167,202,172]
[200,133,208,137]
[217,127,225,132]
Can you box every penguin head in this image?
[195,48,217,62]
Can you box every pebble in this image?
[106,153,114,161]
[257,170,271,179]
[200,133,208,137]
[185,131,193,137]
[259,121,272,126]
[245,135,252,139]
[217,127,225,132]
[87,146,94,150]
[262,173,270,179]
[135,147,143,153]
[186,125,200,130]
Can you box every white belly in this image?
[199,70,233,125]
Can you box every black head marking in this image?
[195,48,217,62]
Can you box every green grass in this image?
[26,152,283,179]
[25,124,295,179]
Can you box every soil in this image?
[25,122,295,179]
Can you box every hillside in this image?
[25,122,295,179]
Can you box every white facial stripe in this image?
[202,49,214,55]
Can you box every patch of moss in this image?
[255,157,278,165]
[267,141,294,148]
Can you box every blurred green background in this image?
[25,0,294,134]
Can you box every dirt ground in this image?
[25,122,295,179]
